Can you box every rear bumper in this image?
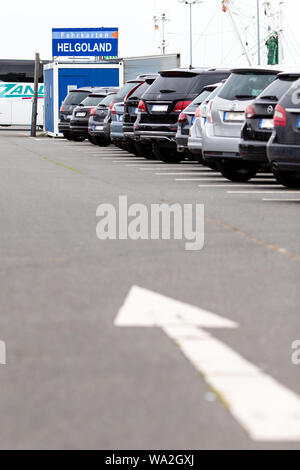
[135,130,177,149]
[188,136,202,155]
[69,125,89,136]
[58,122,71,133]
[239,140,269,164]
[110,120,124,140]
[202,124,240,159]
[268,136,300,171]
[176,134,189,152]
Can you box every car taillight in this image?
[273,104,287,127]
[207,101,214,123]
[60,105,64,112]
[195,107,201,118]
[89,107,96,116]
[138,100,147,113]
[245,105,256,119]
[178,112,187,123]
[173,101,192,113]
[111,103,117,115]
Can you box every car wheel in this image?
[135,142,155,160]
[126,141,139,156]
[94,137,111,147]
[88,135,97,145]
[272,169,300,188]
[63,132,73,141]
[153,145,182,164]
[217,160,259,182]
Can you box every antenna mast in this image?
[222,0,253,65]
[153,13,169,55]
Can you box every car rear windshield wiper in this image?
[159,89,176,94]
[234,94,254,100]
[260,95,278,101]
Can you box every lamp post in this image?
[179,0,204,69]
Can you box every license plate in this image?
[95,125,104,131]
[224,112,245,122]
[151,105,168,112]
[297,116,300,128]
[259,118,274,130]
[76,112,86,117]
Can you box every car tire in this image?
[217,160,259,182]
[94,137,111,147]
[272,169,300,188]
[135,142,154,160]
[63,132,73,141]
[126,141,139,156]
[153,145,182,164]
[88,135,97,145]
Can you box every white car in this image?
[201,67,282,182]
[188,83,224,162]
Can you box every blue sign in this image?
[52,28,119,57]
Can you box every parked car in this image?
[59,88,95,141]
[240,71,300,171]
[70,90,115,142]
[103,77,149,147]
[177,83,221,157]
[188,83,223,163]
[110,75,159,150]
[201,67,281,181]
[134,68,231,163]
[267,77,300,188]
[123,78,158,158]
[88,93,117,146]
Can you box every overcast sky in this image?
[2,0,300,67]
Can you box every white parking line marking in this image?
[198,184,279,188]
[262,198,300,202]
[228,190,300,194]
[155,172,221,176]
[176,178,276,183]
[116,286,300,442]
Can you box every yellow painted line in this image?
[4,139,84,175]
[205,215,300,263]
[37,154,84,174]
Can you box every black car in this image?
[123,77,158,158]
[104,76,159,149]
[176,83,220,156]
[267,77,300,188]
[59,88,95,141]
[240,71,300,169]
[59,87,117,141]
[70,91,114,142]
[88,93,117,146]
[134,68,231,163]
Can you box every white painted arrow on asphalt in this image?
[115,286,300,442]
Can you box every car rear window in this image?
[193,89,213,105]
[147,73,229,97]
[81,96,106,106]
[115,82,140,101]
[258,76,297,101]
[98,94,116,107]
[218,72,277,101]
[63,91,90,105]
[128,82,150,100]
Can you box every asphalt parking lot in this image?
[1,129,300,450]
